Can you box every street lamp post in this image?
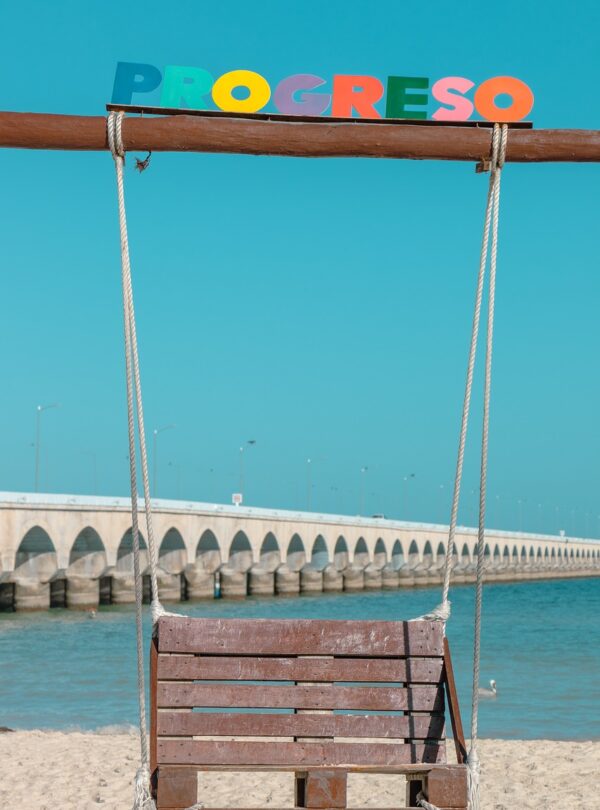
[438,483,445,524]
[402,473,415,519]
[153,424,176,497]
[359,466,368,515]
[305,456,326,512]
[239,440,256,501]
[34,403,59,492]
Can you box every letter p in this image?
[112,62,162,105]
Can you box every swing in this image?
[106,111,508,810]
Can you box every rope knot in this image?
[413,599,451,623]
[107,110,126,161]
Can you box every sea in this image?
[1,577,598,739]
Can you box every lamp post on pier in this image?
[153,424,176,497]
[34,402,59,492]
[239,440,256,502]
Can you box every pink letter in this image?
[432,77,474,121]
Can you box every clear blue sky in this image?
[1,0,599,536]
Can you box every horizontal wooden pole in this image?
[1,110,600,162]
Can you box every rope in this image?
[417,792,440,810]
[108,110,158,810]
[414,124,501,627]
[416,124,509,810]
[467,123,508,810]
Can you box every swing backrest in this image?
[151,616,467,810]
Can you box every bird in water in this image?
[478,679,497,698]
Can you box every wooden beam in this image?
[1,110,600,162]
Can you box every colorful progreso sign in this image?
[112,63,534,123]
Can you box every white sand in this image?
[1,732,599,809]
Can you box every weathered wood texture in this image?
[157,683,444,711]
[157,617,443,656]
[296,769,347,809]
[443,638,467,765]
[427,765,469,808]
[157,654,444,682]
[157,712,445,739]
[157,739,445,767]
[151,617,467,809]
[1,111,600,162]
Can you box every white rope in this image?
[467,123,508,810]
[416,792,439,810]
[415,124,509,810]
[414,124,501,627]
[108,110,158,810]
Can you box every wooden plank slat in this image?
[150,636,159,777]
[157,739,445,767]
[157,711,446,740]
[157,654,444,683]
[443,638,467,765]
[157,617,443,657]
[157,683,444,712]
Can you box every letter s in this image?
[431,77,474,121]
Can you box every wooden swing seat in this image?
[150,616,468,810]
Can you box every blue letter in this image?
[112,62,162,105]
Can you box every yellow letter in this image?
[212,70,271,113]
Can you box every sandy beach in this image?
[1,732,598,809]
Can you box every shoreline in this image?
[1,732,598,809]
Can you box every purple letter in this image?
[273,74,331,116]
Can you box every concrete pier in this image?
[0,492,598,611]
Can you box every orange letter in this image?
[331,75,384,118]
[474,76,534,122]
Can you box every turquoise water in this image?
[1,578,598,739]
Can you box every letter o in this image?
[474,76,534,122]
[212,70,271,113]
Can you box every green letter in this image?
[160,66,214,109]
[386,76,429,119]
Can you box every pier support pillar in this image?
[322,564,343,592]
[66,576,100,609]
[343,565,364,592]
[248,565,275,596]
[219,566,248,598]
[13,578,50,610]
[300,565,323,594]
[184,565,215,599]
[275,564,300,595]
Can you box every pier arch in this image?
[229,531,253,571]
[408,539,420,566]
[259,532,280,572]
[159,528,187,574]
[287,533,306,571]
[311,535,329,570]
[196,530,221,572]
[334,536,349,570]
[373,538,387,568]
[15,526,57,579]
[354,537,369,567]
[116,528,148,572]
[391,540,404,569]
[68,527,106,577]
